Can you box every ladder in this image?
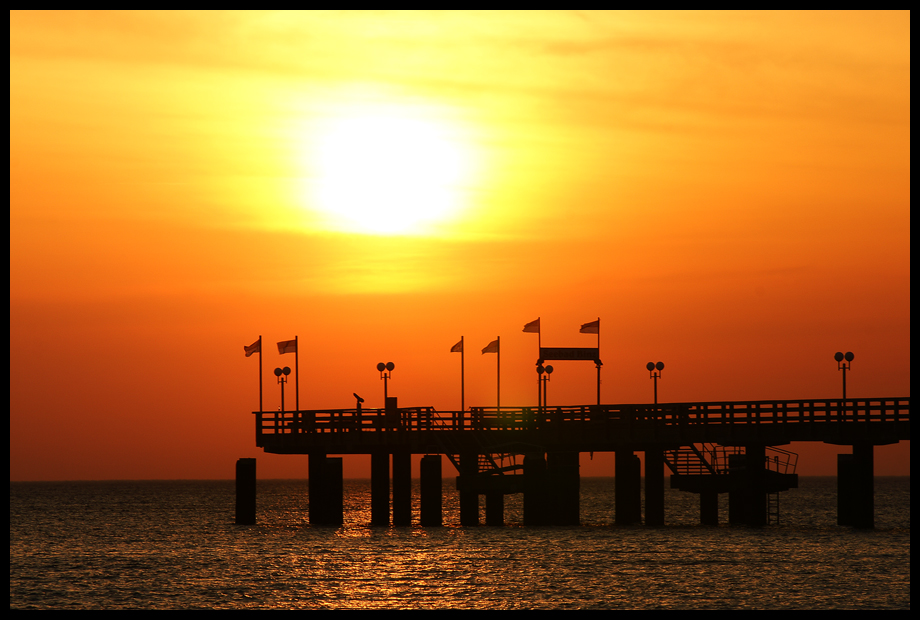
[767,491,780,524]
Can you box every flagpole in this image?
[481,337,500,413]
[537,319,541,410]
[461,336,465,414]
[596,317,601,405]
[523,318,541,410]
[259,335,263,412]
[295,335,300,413]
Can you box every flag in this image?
[482,339,499,354]
[451,339,463,353]
[277,339,297,354]
[244,338,261,357]
[580,320,600,334]
[523,318,540,333]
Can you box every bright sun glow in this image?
[305,102,476,236]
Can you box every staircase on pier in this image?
[668,443,799,524]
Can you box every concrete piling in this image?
[615,451,641,525]
[323,457,344,526]
[485,492,504,526]
[839,443,874,528]
[523,452,549,525]
[645,449,665,526]
[235,458,256,525]
[371,452,390,526]
[393,451,412,526]
[308,452,325,525]
[458,452,480,526]
[420,454,442,526]
[547,451,580,525]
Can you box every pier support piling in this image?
[307,454,343,525]
[485,492,504,526]
[728,453,744,525]
[615,450,641,525]
[235,458,256,525]
[308,452,326,525]
[645,449,665,526]
[458,452,480,526]
[393,451,412,526]
[728,488,742,525]
[838,443,874,528]
[324,457,344,526]
[523,453,549,525]
[547,451,580,525]
[420,454,442,526]
[837,453,855,526]
[371,452,390,526]
[700,491,719,525]
[745,445,767,526]
[728,445,768,526]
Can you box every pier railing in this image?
[665,443,798,476]
[255,398,909,438]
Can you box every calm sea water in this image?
[10,477,910,609]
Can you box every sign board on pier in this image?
[538,347,601,364]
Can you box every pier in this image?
[243,397,909,528]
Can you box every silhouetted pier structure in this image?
[244,397,909,528]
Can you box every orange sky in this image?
[10,11,910,480]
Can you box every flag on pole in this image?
[579,319,600,334]
[244,338,261,357]
[482,339,500,354]
[277,339,297,354]
[523,318,540,333]
[453,336,465,413]
[246,335,264,412]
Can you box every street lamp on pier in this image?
[377,362,395,402]
[835,351,854,399]
[647,361,664,404]
[274,366,291,411]
[537,364,554,411]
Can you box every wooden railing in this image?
[255,397,909,437]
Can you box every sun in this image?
[304,102,476,236]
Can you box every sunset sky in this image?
[10,11,910,480]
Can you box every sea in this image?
[10,477,910,609]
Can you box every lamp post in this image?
[834,351,854,399]
[537,364,554,411]
[646,361,664,404]
[274,366,291,411]
[377,362,395,402]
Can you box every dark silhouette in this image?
[246,395,908,529]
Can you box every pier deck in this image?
[256,397,909,454]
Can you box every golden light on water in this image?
[302,98,479,236]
